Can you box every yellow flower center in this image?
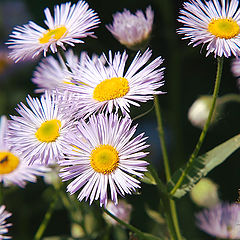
[208,18,240,39]
[35,119,61,143]
[90,144,119,174]
[93,77,130,102]
[39,26,68,44]
[0,152,20,174]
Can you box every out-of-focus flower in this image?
[178,0,240,58]
[106,6,154,50]
[0,116,48,188]
[190,178,219,208]
[59,113,149,207]
[8,92,77,165]
[0,50,14,76]
[7,0,100,62]
[188,95,220,129]
[0,205,12,239]
[196,202,240,239]
[64,48,165,117]
[103,200,132,225]
[231,57,240,78]
[32,50,105,93]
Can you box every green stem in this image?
[170,56,224,196]
[154,95,171,182]
[33,193,58,240]
[103,208,162,240]
[153,96,182,240]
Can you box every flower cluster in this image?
[5,0,165,211]
[4,0,240,238]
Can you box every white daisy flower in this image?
[106,6,154,50]
[7,0,100,62]
[8,92,77,165]
[64,48,165,117]
[32,49,105,93]
[59,113,149,207]
[178,0,240,58]
[0,205,12,239]
[0,116,48,188]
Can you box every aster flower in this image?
[8,92,77,165]
[59,113,149,207]
[103,200,132,225]
[0,116,48,188]
[7,0,100,62]
[0,205,12,239]
[106,6,154,50]
[178,0,240,58]
[32,49,105,93]
[196,202,240,239]
[64,48,164,117]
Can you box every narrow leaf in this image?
[168,134,240,198]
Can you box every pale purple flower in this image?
[178,0,240,58]
[7,0,100,62]
[8,92,77,165]
[59,113,149,207]
[32,49,105,93]
[106,6,154,49]
[0,205,12,239]
[231,57,240,78]
[104,200,132,225]
[196,202,240,239]
[0,116,48,188]
[63,48,165,117]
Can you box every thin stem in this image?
[154,95,171,181]
[170,56,224,196]
[147,164,170,197]
[103,208,162,240]
[33,193,58,240]
[153,96,182,240]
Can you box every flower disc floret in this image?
[0,152,19,174]
[39,26,68,44]
[35,119,61,143]
[93,77,130,102]
[90,144,119,174]
[208,18,240,39]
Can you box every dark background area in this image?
[0,0,240,239]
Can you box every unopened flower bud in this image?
[190,178,219,208]
[188,95,220,129]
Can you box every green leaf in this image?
[167,134,240,198]
[141,171,157,185]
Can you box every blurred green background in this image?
[1,0,240,239]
